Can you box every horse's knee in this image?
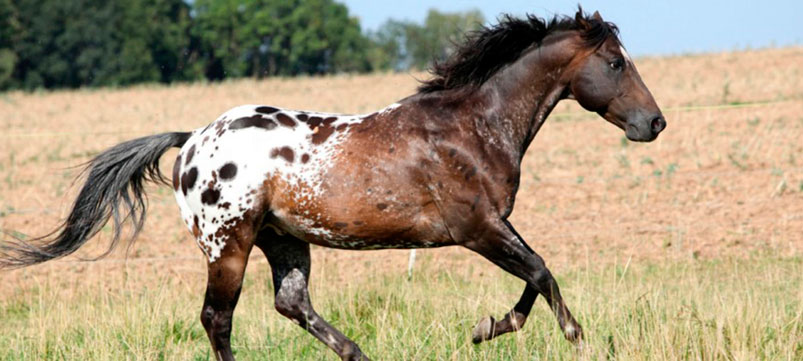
[200,305,233,334]
[532,268,553,285]
[200,305,214,330]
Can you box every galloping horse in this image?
[1,9,665,361]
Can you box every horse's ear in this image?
[575,9,590,29]
[592,11,603,22]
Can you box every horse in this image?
[1,9,665,361]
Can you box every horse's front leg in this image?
[465,220,583,344]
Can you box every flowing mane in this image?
[418,8,619,94]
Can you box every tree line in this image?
[0,0,484,90]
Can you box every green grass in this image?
[0,255,801,360]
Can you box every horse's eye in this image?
[609,58,624,71]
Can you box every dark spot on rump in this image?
[218,202,231,209]
[270,146,294,162]
[376,203,388,210]
[172,154,182,191]
[181,167,198,195]
[336,123,348,131]
[201,188,220,205]
[352,220,364,226]
[465,166,477,180]
[323,117,337,125]
[449,148,457,157]
[301,153,310,163]
[389,145,395,153]
[186,145,196,165]
[296,113,308,122]
[230,115,277,131]
[255,106,279,114]
[307,116,323,128]
[219,163,237,180]
[333,222,348,230]
[276,113,296,128]
[311,125,335,145]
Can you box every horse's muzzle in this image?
[626,114,665,142]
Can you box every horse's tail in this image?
[0,132,191,269]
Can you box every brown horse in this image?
[1,9,665,361]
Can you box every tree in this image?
[193,0,371,79]
[8,0,196,90]
[366,19,409,71]
[0,0,19,89]
[0,1,485,90]
[370,8,485,71]
[409,9,485,69]
[117,0,198,84]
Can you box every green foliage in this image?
[193,0,371,78]
[0,0,19,88]
[412,9,485,69]
[1,1,486,90]
[7,0,195,90]
[370,9,485,70]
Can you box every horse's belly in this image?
[268,186,454,250]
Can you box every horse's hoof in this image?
[564,322,584,343]
[472,316,495,344]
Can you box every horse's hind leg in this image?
[466,220,583,344]
[256,230,370,361]
[199,230,255,361]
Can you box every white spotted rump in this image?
[173,104,387,262]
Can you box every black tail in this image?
[0,132,191,268]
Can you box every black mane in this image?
[418,8,619,94]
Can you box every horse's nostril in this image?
[651,116,665,132]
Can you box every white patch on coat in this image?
[175,103,400,262]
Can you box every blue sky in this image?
[341,0,802,56]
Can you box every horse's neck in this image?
[476,38,575,161]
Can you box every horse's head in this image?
[567,11,666,142]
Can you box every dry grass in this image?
[0,46,802,360]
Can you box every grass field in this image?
[1,46,802,360]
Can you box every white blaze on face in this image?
[619,45,633,65]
